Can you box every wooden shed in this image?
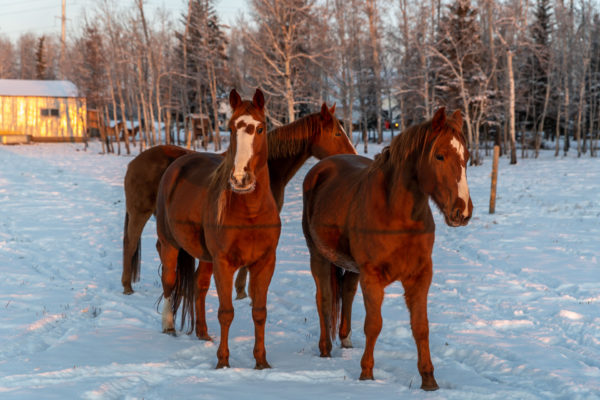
[0,79,87,144]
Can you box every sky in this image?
[0,0,248,42]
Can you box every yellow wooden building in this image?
[0,79,87,143]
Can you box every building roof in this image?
[0,79,80,98]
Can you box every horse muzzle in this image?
[444,198,473,227]
[229,172,256,194]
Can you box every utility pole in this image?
[60,0,66,78]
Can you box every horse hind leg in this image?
[339,271,359,348]
[158,242,179,335]
[122,210,152,294]
[309,251,336,357]
[358,272,385,381]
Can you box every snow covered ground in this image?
[0,140,598,399]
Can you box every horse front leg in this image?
[212,258,235,369]
[248,250,276,369]
[158,241,179,335]
[195,261,213,340]
[339,271,360,348]
[359,272,384,380]
[402,262,439,391]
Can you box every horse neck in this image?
[219,161,272,221]
[267,115,319,207]
[377,154,430,220]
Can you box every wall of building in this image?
[0,96,87,141]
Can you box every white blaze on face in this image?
[450,137,470,216]
[232,115,260,181]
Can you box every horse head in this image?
[227,88,267,193]
[419,107,473,227]
[311,103,357,159]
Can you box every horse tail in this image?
[329,265,343,343]
[171,249,196,334]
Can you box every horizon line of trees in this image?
[0,0,599,164]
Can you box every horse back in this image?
[124,145,194,216]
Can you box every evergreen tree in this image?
[528,0,553,132]
[75,24,107,110]
[175,0,228,117]
[434,0,484,112]
[35,35,47,80]
[433,0,486,162]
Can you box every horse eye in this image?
[257,127,263,134]
[435,154,444,161]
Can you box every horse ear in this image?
[329,103,336,115]
[229,89,242,110]
[253,88,265,111]
[451,109,463,127]
[321,103,331,121]
[432,107,446,131]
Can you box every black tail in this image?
[170,249,196,334]
[329,265,343,343]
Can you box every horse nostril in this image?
[454,208,461,220]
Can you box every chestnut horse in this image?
[156,88,280,369]
[121,103,355,295]
[302,108,472,390]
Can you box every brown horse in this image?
[302,108,472,390]
[156,88,280,369]
[121,103,356,295]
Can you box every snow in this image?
[0,79,80,98]
[0,140,598,399]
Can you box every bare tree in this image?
[244,0,326,123]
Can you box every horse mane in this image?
[267,112,322,159]
[370,119,436,172]
[209,143,236,223]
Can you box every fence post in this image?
[489,145,500,214]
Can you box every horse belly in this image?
[350,232,434,282]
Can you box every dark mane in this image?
[369,119,435,172]
[267,112,322,159]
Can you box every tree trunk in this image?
[536,75,551,158]
[366,0,382,144]
[507,50,517,164]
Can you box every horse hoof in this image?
[235,291,248,300]
[123,287,134,295]
[196,333,212,341]
[341,338,353,348]
[255,362,271,370]
[421,384,439,392]
[319,352,331,358]
[421,377,439,391]
[216,361,230,369]
[163,328,176,336]
[359,373,374,381]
